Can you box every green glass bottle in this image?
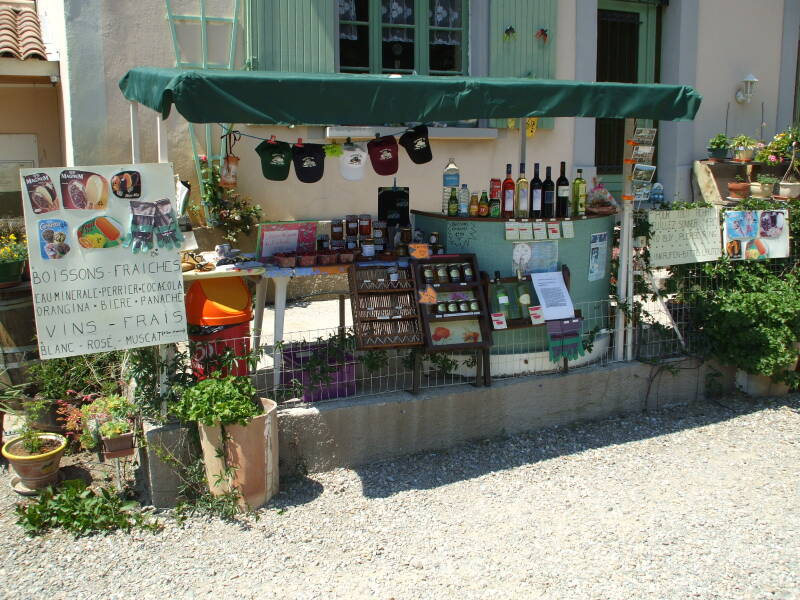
[571,168,587,216]
[493,271,511,319]
[447,187,459,217]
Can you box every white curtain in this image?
[339,0,358,40]
[381,0,414,42]
[430,0,460,46]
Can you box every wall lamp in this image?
[735,74,758,104]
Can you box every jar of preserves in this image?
[400,227,413,243]
[373,220,387,241]
[346,215,359,236]
[448,263,462,283]
[359,214,372,237]
[388,266,400,282]
[423,265,435,284]
[330,219,344,241]
[447,301,458,313]
[437,301,447,314]
[458,300,470,312]
[469,299,479,312]
[346,236,358,250]
[429,231,440,245]
[361,238,375,257]
[462,262,474,282]
[317,234,330,251]
[435,263,449,283]
[396,244,408,257]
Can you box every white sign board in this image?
[20,163,188,359]
[648,207,722,268]
[531,272,575,321]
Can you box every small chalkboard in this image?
[446,221,478,252]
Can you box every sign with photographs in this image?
[723,209,790,260]
[20,163,187,359]
[648,207,722,267]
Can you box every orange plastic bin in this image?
[185,278,253,377]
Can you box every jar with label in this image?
[435,263,449,284]
[462,262,474,282]
[448,263,461,283]
[361,238,375,257]
[346,215,359,236]
[469,299,479,312]
[317,234,330,251]
[400,227,413,243]
[437,301,447,314]
[447,301,458,313]
[435,245,446,255]
[331,219,344,241]
[330,239,345,251]
[346,236,358,250]
[388,267,400,282]
[396,244,408,257]
[458,300,470,312]
[423,265,435,284]
[359,214,372,237]
[429,231,440,245]
[373,220,387,242]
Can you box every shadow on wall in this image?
[351,395,799,499]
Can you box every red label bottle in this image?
[501,163,515,218]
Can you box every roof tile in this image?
[0,6,45,60]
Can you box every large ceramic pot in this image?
[707,147,728,160]
[198,398,279,510]
[734,148,754,161]
[1,433,67,491]
[749,182,773,198]
[0,260,25,289]
[779,181,800,199]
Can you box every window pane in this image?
[383,28,414,71]
[429,0,462,28]
[339,0,368,23]
[382,0,414,25]
[340,25,370,70]
[430,31,461,72]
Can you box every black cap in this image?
[292,143,325,183]
[399,125,433,164]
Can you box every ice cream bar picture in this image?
[77,215,123,249]
[24,172,60,214]
[60,170,109,210]
[111,170,141,199]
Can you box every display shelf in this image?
[411,209,614,222]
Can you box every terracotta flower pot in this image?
[102,431,135,459]
[273,253,296,268]
[198,398,279,510]
[2,433,67,492]
[727,181,750,199]
[297,253,317,267]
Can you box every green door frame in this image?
[597,0,657,197]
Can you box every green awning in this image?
[119,67,701,125]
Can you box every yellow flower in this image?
[9,234,16,241]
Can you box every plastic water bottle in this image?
[458,183,470,217]
[442,157,459,214]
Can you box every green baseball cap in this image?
[256,140,292,181]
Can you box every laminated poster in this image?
[723,209,790,261]
[531,272,575,321]
[588,232,608,281]
[512,241,558,275]
[20,163,188,359]
[256,221,317,259]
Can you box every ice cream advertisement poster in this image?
[723,210,790,261]
[20,163,188,359]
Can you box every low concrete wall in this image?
[278,358,733,475]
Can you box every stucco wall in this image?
[0,83,63,167]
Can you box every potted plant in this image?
[730,135,757,161]
[0,230,27,288]
[750,174,779,198]
[779,144,800,199]
[707,133,730,160]
[1,398,67,493]
[174,373,278,510]
[79,393,136,451]
[98,419,135,458]
[727,174,750,199]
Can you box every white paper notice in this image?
[588,232,608,282]
[21,163,188,359]
[561,221,575,238]
[532,222,548,240]
[531,272,575,320]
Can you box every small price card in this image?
[529,305,545,325]
[408,243,431,259]
[533,222,548,240]
[547,222,561,239]
[504,221,519,241]
[518,222,533,240]
[561,221,575,238]
[491,313,508,329]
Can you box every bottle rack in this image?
[409,254,493,353]
[348,264,424,349]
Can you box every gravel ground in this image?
[1,394,798,600]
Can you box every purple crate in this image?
[280,343,356,402]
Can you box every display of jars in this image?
[345,214,359,236]
[359,214,372,237]
[448,263,462,283]
[331,219,344,241]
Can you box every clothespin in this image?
[267,135,277,144]
[296,137,304,147]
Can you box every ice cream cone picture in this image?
[60,170,109,209]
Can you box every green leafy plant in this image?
[15,479,161,537]
[730,134,757,150]
[173,373,259,426]
[733,174,745,183]
[755,127,800,163]
[196,155,262,242]
[707,133,730,150]
[756,174,779,185]
[25,352,124,399]
[98,419,131,439]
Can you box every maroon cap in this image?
[367,135,399,176]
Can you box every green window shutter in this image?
[247,0,335,72]
[489,0,557,129]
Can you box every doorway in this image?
[596,0,658,199]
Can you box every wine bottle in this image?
[530,162,542,219]
[556,161,570,218]
[515,163,529,218]
[572,168,587,217]
[542,166,555,219]
[501,164,515,219]
[517,279,532,318]
[447,187,459,216]
[493,271,511,320]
